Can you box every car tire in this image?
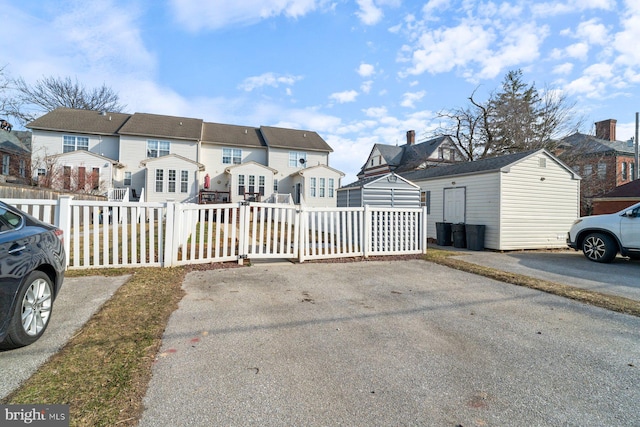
[582,232,617,263]
[0,271,54,349]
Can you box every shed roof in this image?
[27,107,131,135]
[339,172,419,190]
[400,149,544,181]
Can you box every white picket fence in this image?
[4,197,427,269]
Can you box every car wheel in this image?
[582,233,617,263]
[0,271,54,349]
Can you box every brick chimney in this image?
[406,130,415,145]
[595,119,617,141]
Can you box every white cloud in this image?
[357,63,375,77]
[169,0,327,31]
[532,0,615,16]
[355,0,383,25]
[360,80,373,94]
[613,2,640,66]
[363,106,388,117]
[565,42,590,60]
[238,73,303,91]
[574,19,610,45]
[329,90,359,103]
[401,91,425,108]
[553,63,574,75]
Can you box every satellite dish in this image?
[299,158,306,165]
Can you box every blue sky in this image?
[2,0,639,183]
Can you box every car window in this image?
[0,207,23,232]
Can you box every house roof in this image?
[224,161,278,174]
[594,179,640,199]
[260,126,333,152]
[559,132,636,156]
[400,149,554,181]
[0,129,30,154]
[292,164,345,177]
[119,113,203,141]
[50,149,124,167]
[27,107,131,135]
[139,153,205,170]
[202,123,265,148]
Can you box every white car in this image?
[567,201,640,263]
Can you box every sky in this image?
[2,0,640,184]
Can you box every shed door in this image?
[444,187,465,223]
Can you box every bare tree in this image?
[5,75,125,127]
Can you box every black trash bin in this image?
[451,223,466,248]
[465,224,485,251]
[435,222,452,246]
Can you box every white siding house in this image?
[28,108,343,206]
[401,149,581,250]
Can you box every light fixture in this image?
[387,173,397,183]
[540,177,546,181]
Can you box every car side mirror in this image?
[624,209,638,218]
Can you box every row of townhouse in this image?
[28,108,344,207]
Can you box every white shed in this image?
[401,149,581,250]
[337,173,421,207]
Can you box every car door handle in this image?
[8,245,27,254]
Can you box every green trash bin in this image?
[435,222,452,246]
[451,223,466,248]
[465,224,485,251]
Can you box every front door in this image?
[444,187,465,223]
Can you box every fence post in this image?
[297,206,305,263]
[363,205,370,258]
[57,196,73,269]
[237,202,248,265]
[421,206,428,254]
[164,200,176,267]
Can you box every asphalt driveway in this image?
[140,260,640,426]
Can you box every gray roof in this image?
[401,150,539,181]
[260,126,333,152]
[0,129,30,154]
[27,107,131,135]
[119,113,203,141]
[202,123,265,148]
[396,136,451,172]
[560,132,636,156]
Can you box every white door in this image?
[444,187,465,223]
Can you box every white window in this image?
[584,164,593,176]
[259,175,265,196]
[147,140,170,158]
[248,175,255,193]
[37,168,46,182]
[631,163,636,181]
[181,170,188,193]
[289,151,307,167]
[2,154,9,175]
[622,162,628,181]
[168,169,176,192]
[155,169,164,192]
[63,135,89,153]
[310,177,316,197]
[273,179,278,192]
[19,159,26,177]
[328,178,334,197]
[238,174,245,195]
[319,178,326,197]
[124,171,132,186]
[597,162,607,179]
[222,148,242,165]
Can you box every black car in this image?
[0,201,65,349]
